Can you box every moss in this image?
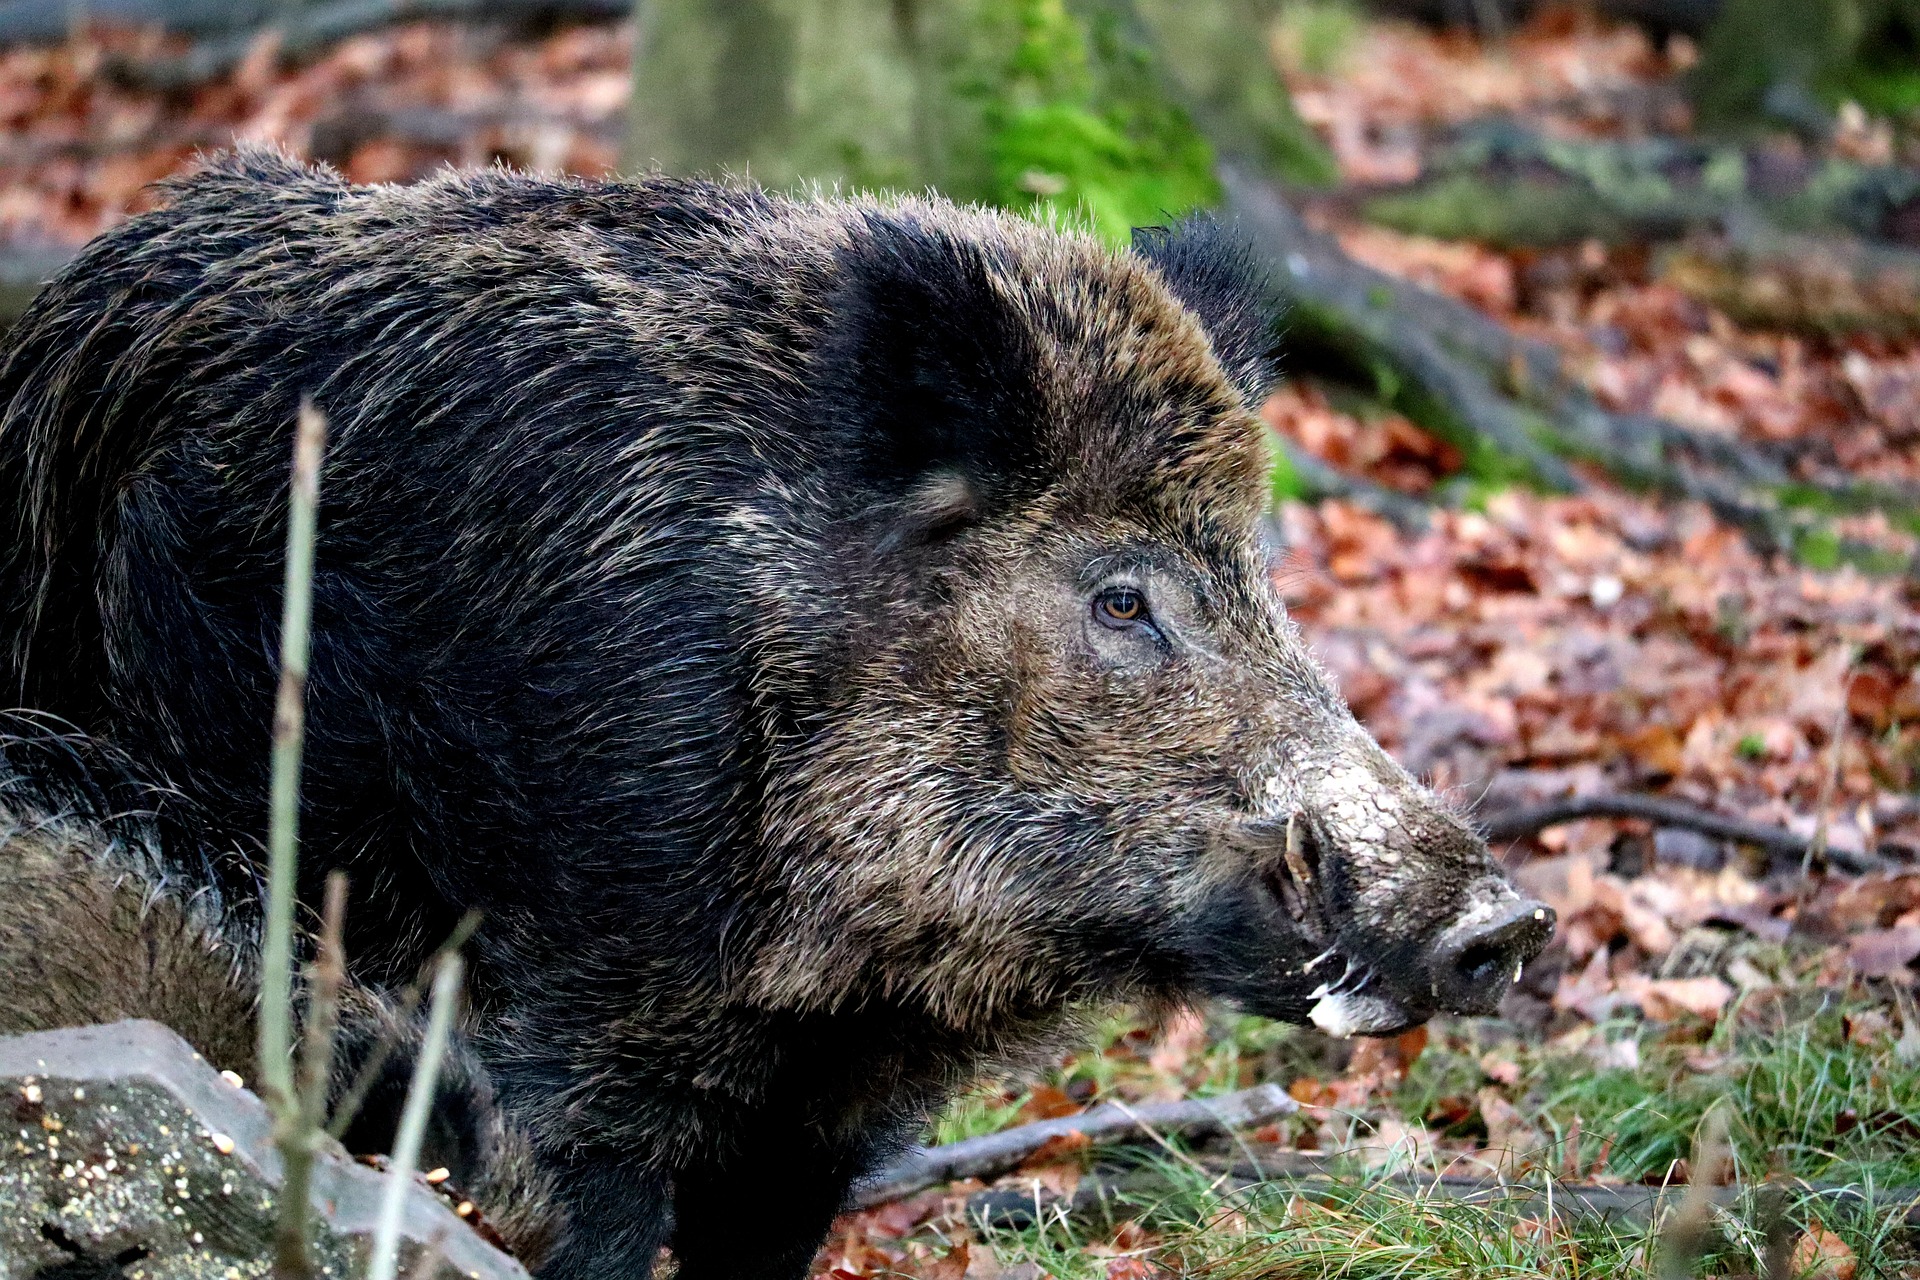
[958,0,1221,244]
[1693,0,1920,128]
[1269,440,1307,503]
[1364,175,1633,248]
[1273,0,1364,78]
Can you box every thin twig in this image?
[273,870,346,1280]
[1478,791,1887,875]
[369,951,465,1280]
[298,871,349,1128]
[259,399,328,1108]
[1805,655,1858,878]
[259,399,327,1280]
[852,1083,1297,1209]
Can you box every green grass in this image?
[923,951,1920,1278]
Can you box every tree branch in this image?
[850,1082,1297,1209]
[1477,792,1891,875]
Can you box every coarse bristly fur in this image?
[0,714,568,1270]
[0,149,1552,1280]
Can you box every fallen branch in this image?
[850,1082,1297,1210]
[1220,165,1920,573]
[1358,124,1920,252]
[967,1162,1920,1232]
[1477,792,1890,875]
[1278,440,1432,534]
[99,0,628,90]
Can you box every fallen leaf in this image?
[859,1191,947,1239]
[1479,1053,1522,1085]
[1476,1087,1547,1177]
[1846,927,1920,978]
[1344,1025,1428,1088]
[1288,1077,1335,1107]
[1621,723,1686,777]
[1017,1130,1092,1170]
[1791,1218,1858,1280]
[1634,975,1734,1022]
[1146,1007,1207,1078]
[1016,1084,1081,1123]
[915,1244,970,1280]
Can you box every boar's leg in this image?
[667,1130,871,1280]
[535,1152,675,1280]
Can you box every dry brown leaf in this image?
[1146,1007,1207,1079]
[1845,927,1920,978]
[1017,1130,1092,1170]
[913,1244,970,1280]
[1634,975,1734,1022]
[1015,1084,1081,1123]
[1479,1053,1522,1085]
[1476,1086,1546,1177]
[1792,1218,1858,1280]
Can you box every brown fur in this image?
[0,804,255,1069]
[0,154,1550,1279]
[0,735,562,1268]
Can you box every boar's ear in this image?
[1132,215,1283,406]
[817,216,1048,548]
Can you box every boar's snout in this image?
[1254,737,1559,1033]
[1425,893,1556,1016]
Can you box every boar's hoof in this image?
[1427,898,1556,1016]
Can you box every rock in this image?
[0,1020,526,1280]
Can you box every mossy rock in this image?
[0,1021,524,1280]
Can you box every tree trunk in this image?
[1693,0,1920,130]
[621,0,927,189]
[619,0,1335,218]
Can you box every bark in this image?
[1221,166,1920,572]
[966,1161,1920,1232]
[621,0,929,190]
[1355,124,1920,252]
[851,1083,1297,1209]
[92,0,625,89]
[1477,792,1894,874]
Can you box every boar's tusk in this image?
[1283,812,1315,891]
[1307,991,1410,1039]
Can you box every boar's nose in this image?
[1426,897,1556,1016]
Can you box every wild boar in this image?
[0,151,1552,1279]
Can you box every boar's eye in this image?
[1093,586,1152,631]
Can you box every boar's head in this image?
[749,208,1552,1039]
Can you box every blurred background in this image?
[3,3,1920,1275]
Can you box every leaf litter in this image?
[1,5,1918,1277]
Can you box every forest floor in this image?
[1,6,1918,1278]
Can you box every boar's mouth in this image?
[1244,812,1555,1038]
